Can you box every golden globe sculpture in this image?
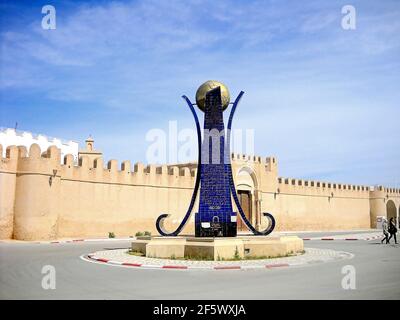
[195,80,230,112]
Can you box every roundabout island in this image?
[83,244,352,271]
[131,235,304,261]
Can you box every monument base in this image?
[131,236,304,261]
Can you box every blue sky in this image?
[0,0,399,187]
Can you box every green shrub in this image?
[144,231,151,236]
[233,246,240,260]
[135,231,144,237]
[108,232,115,238]
[128,250,144,257]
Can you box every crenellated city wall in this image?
[228,153,399,231]
[1,143,399,240]
[0,143,197,240]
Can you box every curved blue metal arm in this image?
[155,95,202,236]
[226,91,276,236]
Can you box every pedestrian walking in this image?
[381,218,389,244]
[387,217,398,244]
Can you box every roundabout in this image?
[1,231,399,299]
[82,247,353,271]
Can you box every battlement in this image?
[2,143,397,195]
[230,153,277,174]
[370,185,400,194]
[276,177,400,197]
[165,153,277,174]
[0,143,61,160]
[231,153,276,164]
[277,176,374,197]
[0,143,197,189]
[168,153,277,166]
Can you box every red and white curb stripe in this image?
[1,235,385,245]
[364,235,386,241]
[3,238,137,244]
[302,235,384,241]
[43,235,385,244]
[33,238,133,245]
[83,254,291,271]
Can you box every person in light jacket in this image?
[381,218,389,244]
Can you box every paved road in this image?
[0,233,399,299]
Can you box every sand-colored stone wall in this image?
[230,155,400,231]
[264,179,371,231]
[57,156,196,239]
[1,143,399,240]
[0,145,18,239]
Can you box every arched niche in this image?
[386,200,397,225]
[235,166,259,231]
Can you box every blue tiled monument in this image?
[156,81,275,237]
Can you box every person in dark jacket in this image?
[387,217,398,244]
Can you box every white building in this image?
[0,128,79,163]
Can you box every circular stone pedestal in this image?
[131,236,304,260]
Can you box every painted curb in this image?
[302,235,384,241]
[85,254,295,271]
[36,238,134,244]
[41,235,386,244]
[1,235,384,245]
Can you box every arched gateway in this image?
[386,200,397,224]
[235,166,258,232]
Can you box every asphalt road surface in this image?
[0,231,399,300]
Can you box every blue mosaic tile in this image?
[196,87,236,237]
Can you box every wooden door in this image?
[237,190,252,231]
